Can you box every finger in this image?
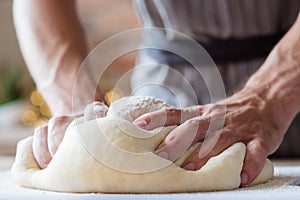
[48,116,74,156]
[181,129,234,171]
[240,140,268,186]
[155,116,210,161]
[84,101,108,121]
[133,106,202,130]
[32,124,52,169]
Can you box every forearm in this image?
[243,13,300,133]
[13,0,103,115]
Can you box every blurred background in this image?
[0,0,140,156]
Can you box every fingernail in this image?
[183,163,196,171]
[165,133,175,143]
[241,172,248,186]
[133,120,147,128]
[157,151,169,159]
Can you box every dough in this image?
[11,96,273,193]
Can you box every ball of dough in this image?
[11,96,274,193]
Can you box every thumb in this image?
[240,140,268,186]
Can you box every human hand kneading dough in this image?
[32,101,108,169]
[133,90,289,186]
[133,21,300,186]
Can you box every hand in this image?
[133,91,286,186]
[32,101,108,169]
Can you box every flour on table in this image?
[11,96,274,193]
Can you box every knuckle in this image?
[91,101,101,106]
[186,118,201,126]
[34,124,48,136]
[246,140,269,165]
[244,105,260,116]
[48,116,73,133]
[184,118,208,135]
[206,103,219,112]
[161,107,183,125]
[49,115,73,124]
[92,101,106,106]
[251,139,264,149]
[191,116,209,126]
[253,140,269,155]
[163,107,181,117]
[211,103,225,113]
[197,105,204,115]
[215,130,230,147]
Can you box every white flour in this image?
[107,96,169,122]
[1,166,300,199]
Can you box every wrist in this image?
[242,48,300,133]
[39,67,105,116]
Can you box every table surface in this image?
[1,156,300,200]
[0,156,14,171]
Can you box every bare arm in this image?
[13,0,104,116]
[13,0,106,167]
[244,14,300,133]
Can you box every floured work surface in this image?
[1,166,300,200]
